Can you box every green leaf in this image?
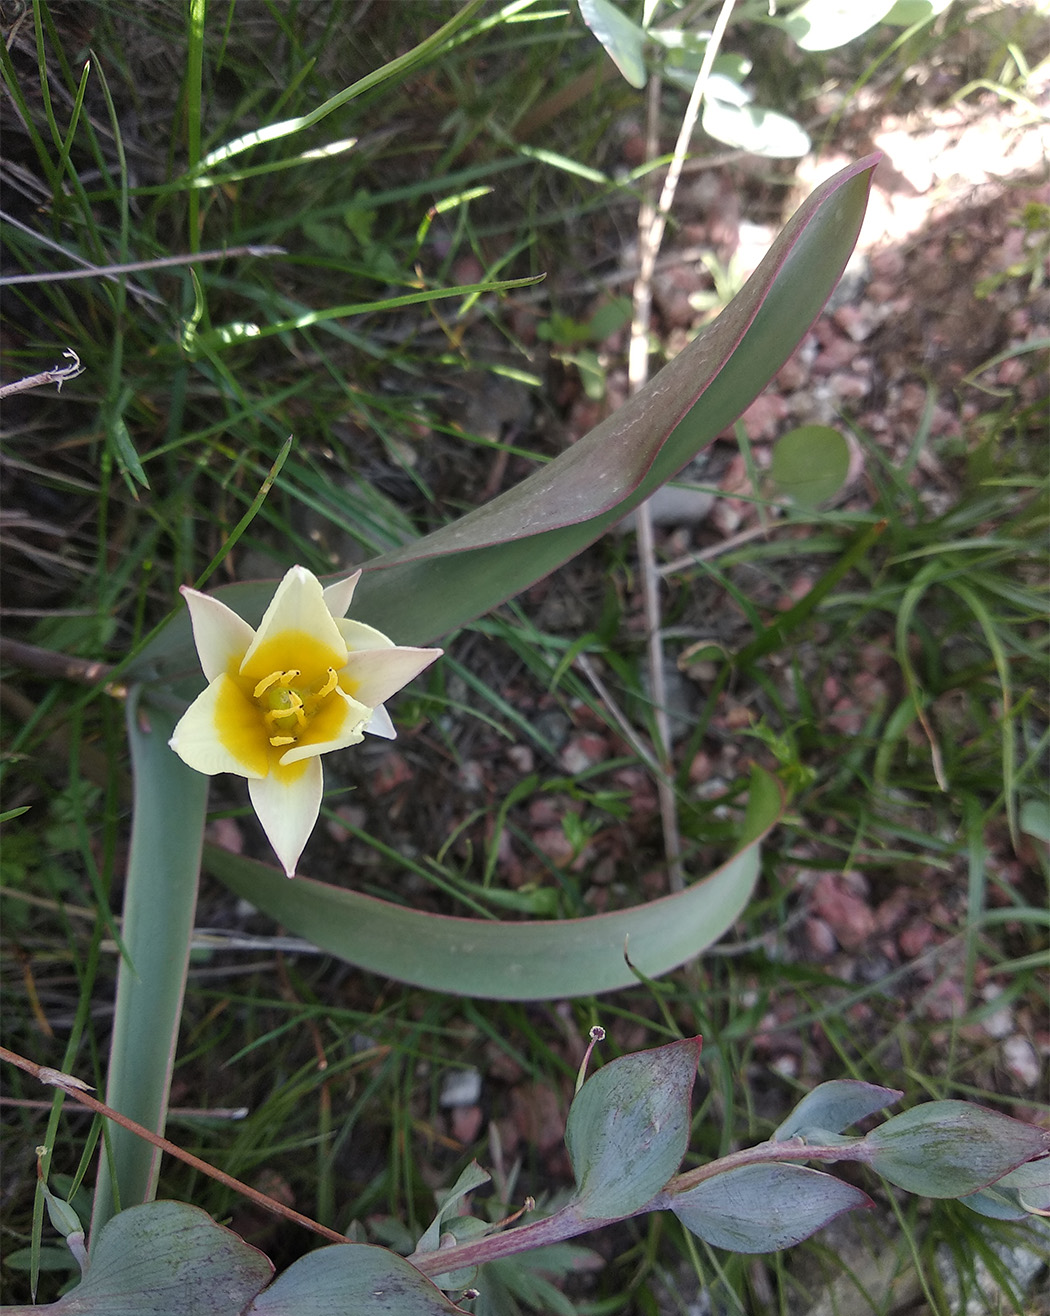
[961,1157,1050,1221]
[129,155,878,673]
[247,1244,469,1315]
[566,1037,700,1219]
[780,0,898,51]
[773,1080,902,1142]
[884,0,954,24]
[866,1101,1050,1198]
[701,98,811,158]
[770,425,851,507]
[3,1201,272,1316]
[670,1163,873,1252]
[202,769,782,1000]
[90,699,209,1241]
[578,0,648,89]
[415,1161,491,1256]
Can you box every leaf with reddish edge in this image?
[246,1243,469,1315]
[670,1163,873,1253]
[0,1201,272,1316]
[129,154,879,678]
[865,1101,1050,1198]
[774,1080,902,1142]
[566,1037,701,1219]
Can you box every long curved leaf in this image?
[129,154,878,675]
[201,769,782,1000]
[90,699,208,1243]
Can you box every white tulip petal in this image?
[242,565,347,673]
[322,570,362,619]
[278,688,371,764]
[364,704,396,739]
[341,646,441,708]
[182,588,256,682]
[335,618,396,652]
[248,756,323,877]
[169,676,268,778]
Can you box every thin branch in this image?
[0,636,121,691]
[0,351,84,400]
[0,1045,348,1247]
[628,0,738,892]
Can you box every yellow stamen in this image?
[269,734,296,747]
[316,667,338,699]
[253,669,301,699]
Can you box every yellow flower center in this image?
[251,666,340,747]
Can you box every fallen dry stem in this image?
[0,1045,347,1247]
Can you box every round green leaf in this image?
[770,425,850,508]
[671,1163,872,1252]
[566,1038,701,1219]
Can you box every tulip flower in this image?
[169,565,441,876]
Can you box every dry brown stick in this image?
[0,637,120,691]
[0,1045,348,1247]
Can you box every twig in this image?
[0,230,286,287]
[0,1045,348,1247]
[0,636,121,692]
[0,351,84,400]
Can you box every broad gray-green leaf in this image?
[774,1080,901,1142]
[203,768,782,1000]
[866,1101,1050,1198]
[578,0,648,88]
[701,98,810,158]
[566,1037,700,1218]
[770,424,850,507]
[960,1154,1050,1222]
[671,1163,872,1252]
[781,0,898,51]
[247,1244,468,1315]
[0,1201,273,1316]
[128,155,877,673]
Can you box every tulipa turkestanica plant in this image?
[4,10,1047,1309]
[4,144,1046,1316]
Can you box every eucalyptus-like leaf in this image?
[701,98,811,158]
[565,1037,700,1220]
[779,0,898,51]
[773,1080,902,1143]
[202,769,782,1000]
[578,0,648,88]
[670,1163,873,1253]
[961,1156,1050,1220]
[246,1244,469,1316]
[885,0,954,23]
[128,155,878,676]
[866,1101,1050,1198]
[0,1201,273,1316]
